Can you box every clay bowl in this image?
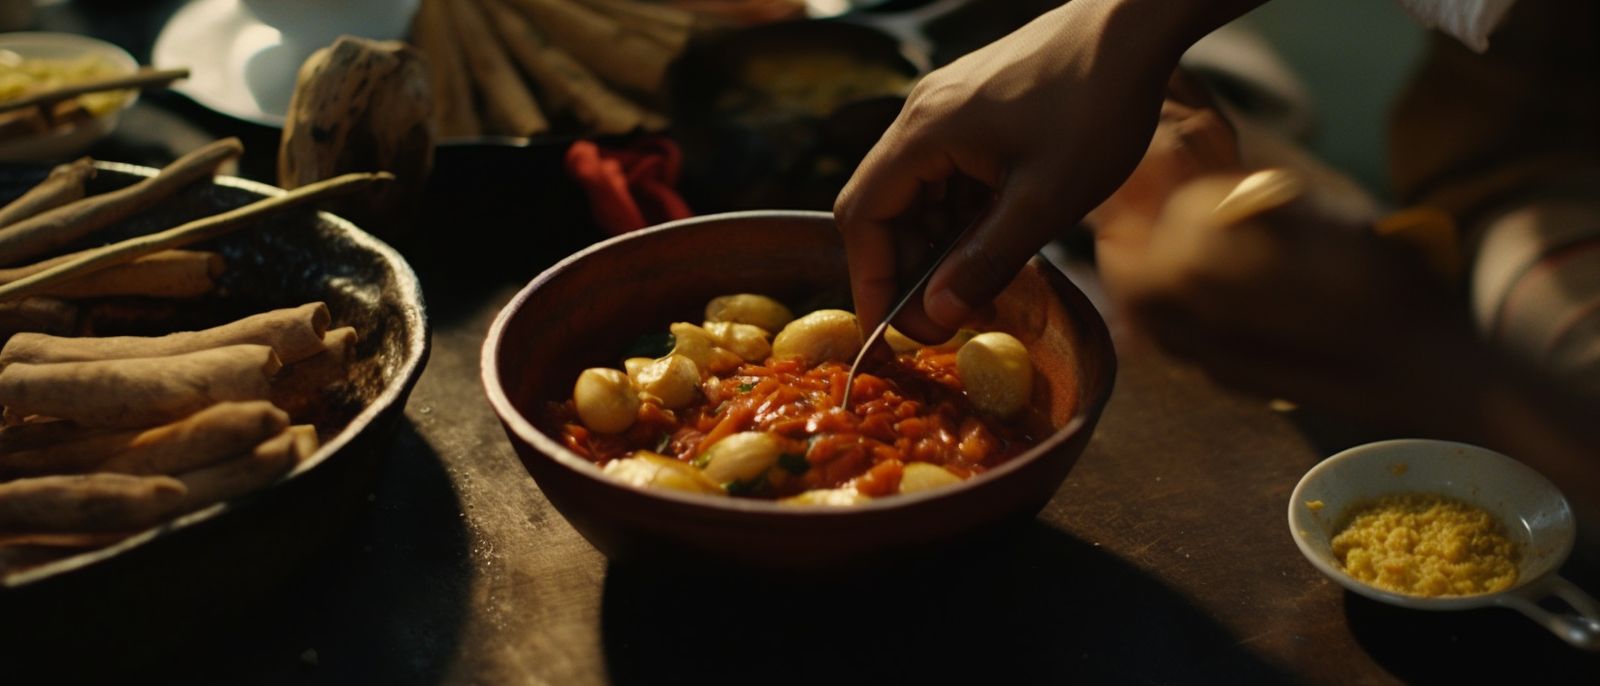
[482,210,1114,570]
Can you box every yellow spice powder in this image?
[1330,493,1518,597]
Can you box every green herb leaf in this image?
[778,453,809,475]
[737,382,756,393]
[623,332,676,359]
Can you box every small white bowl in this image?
[1290,439,1600,650]
[0,31,139,162]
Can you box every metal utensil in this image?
[840,235,964,408]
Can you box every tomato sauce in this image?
[547,348,1039,498]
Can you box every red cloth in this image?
[565,137,693,236]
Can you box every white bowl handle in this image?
[1497,575,1600,651]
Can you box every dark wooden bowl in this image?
[0,163,429,663]
[482,210,1114,570]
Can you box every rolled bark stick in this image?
[287,424,320,463]
[0,473,185,532]
[0,297,76,338]
[0,172,390,303]
[0,138,243,266]
[0,302,330,367]
[0,68,190,114]
[0,344,282,428]
[507,0,676,94]
[0,401,291,478]
[0,418,95,454]
[23,250,224,300]
[412,0,482,137]
[451,0,549,136]
[271,326,356,416]
[173,427,304,513]
[0,158,96,230]
[482,0,665,134]
[576,0,693,52]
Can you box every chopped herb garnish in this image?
[778,453,809,475]
[737,382,756,393]
[691,453,712,469]
[623,332,676,359]
[653,433,672,454]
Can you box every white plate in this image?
[0,31,138,162]
[151,0,417,129]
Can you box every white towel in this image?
[1395,0,1518,52]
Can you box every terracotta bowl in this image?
[481,210,1114,569]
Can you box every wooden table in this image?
[9,2,1600,683]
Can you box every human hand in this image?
[1097,171,1478,423]
[1088,70,1242,233]
[834,0,1225,343]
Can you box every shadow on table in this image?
[399,141,607,332]
[1345,554,1600,684]
[5,419,475,685]
[599,521,1293,684]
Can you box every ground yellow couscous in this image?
[1330,493,1519,597]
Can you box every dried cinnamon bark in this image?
[0,172,388,303]
[0,302,329,367]
[0,157,96,230]
[0,401,291,478]
[449,0,549,136]
[0,138,243,266]
[481,0,664,135]
[412,0,482,137]
[0,344,282,428]
[0,473,185,532]
[172,425,316,513]
[17,250,223,299]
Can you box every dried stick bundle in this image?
[0,344,282,428]
[0,171,389,303]
[448,0,550,136]
[0,138,242,266]
[0,401,290,478]
[482,0,665,135]
[0,158,96,230]
[0,302,330,367]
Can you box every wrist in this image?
[1030,0,1266,98]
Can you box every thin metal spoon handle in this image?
[840,236,964,408]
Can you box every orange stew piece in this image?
[547,348,1037,499]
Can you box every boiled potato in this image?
[623,357,653,377]
[702,321,771,362]
[898,463,964,494]
[603,452,724,495]
[705,294,793,333]
[956,332,1033,418]
[781,488,868,506]
[771,309,862,365]
[633,354,700,409]
[699,431,781,484]
[574,368,641,433]
[668,322,716,369]
[672,322,752,373]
